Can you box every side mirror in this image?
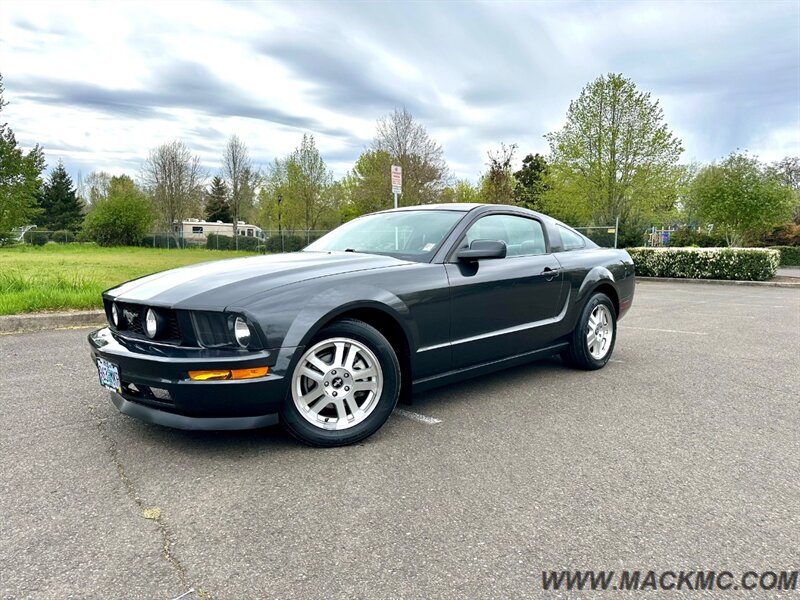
[456,239,507,261]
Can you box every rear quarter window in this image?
[558,225,586,251]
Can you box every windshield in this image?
[304,210,463,260]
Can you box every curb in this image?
[0,310,106,335]
[636,277,800,288]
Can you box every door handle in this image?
[540,267,559,278]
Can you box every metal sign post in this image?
[391,165,402,209]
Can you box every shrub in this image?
[206,234,260,252]
[50,229,76,244]
[82,177,155,246]
[628,247,779,281]
[757,223,800,247]
[264,235,306,253]
[23,230,49,246]
[0,231,13,246]
[770,246,800,266]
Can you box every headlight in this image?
[111,303,120,327]
[233,316,251,348]
[144,308,159,339]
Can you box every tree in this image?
[254,157,288,231]
[0,74,46,235]
[82,171,112,209]
[687,152,793,246]
[37,161,84,231]
[545,73,684,231]
[221,135,259,234]
[772,156,800,223]
[341,149,393,219]
[204,176,231,222]
[479,143,517,204]
[373,107,449,206]
[439,179,481,204]
[286,133,333,231]
[514,153,550,211]
[141,140,205,229]
[82,175,155,246]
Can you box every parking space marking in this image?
[620,326,707,335]
[393,408,442,425]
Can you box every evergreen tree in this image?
[0,73,46,235]
[514,153,550,211]
[204,176,231,222]
[37,161,84,231]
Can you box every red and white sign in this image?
[391,165,402,193]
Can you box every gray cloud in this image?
[15,60,353,137]
[4,0,798,184]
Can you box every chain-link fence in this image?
[18,229,77,245]
[142,229,332,253]
[573,217,620,248]
[13,228,334,253]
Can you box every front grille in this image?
[111,301,182,344]
[192,311,231,347]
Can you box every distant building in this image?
[172,219,266,243]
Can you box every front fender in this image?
[284,283,415,350]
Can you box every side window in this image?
[558,225,586,250]
[191,226,203,234]
[464,215,547,257]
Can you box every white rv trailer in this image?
[173,219,266,243]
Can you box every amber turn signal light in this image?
[231,367,268,379]
[188,366,268,381]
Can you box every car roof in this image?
[380,203,554,223]
[382,203,483,213]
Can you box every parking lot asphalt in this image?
[1,281,798,600]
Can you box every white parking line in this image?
[621,326,707,335]
[393,408,442,425]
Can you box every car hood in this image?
[106,251,412,309]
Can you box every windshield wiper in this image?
[344,248,358,253]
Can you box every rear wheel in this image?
[563,293,616,370]
[281,319,401,447]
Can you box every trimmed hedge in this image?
[206,233,261,251]
[770,246,800,266]
[628,247,780,281]
[264,235,306,253]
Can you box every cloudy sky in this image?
[1,0,798,184]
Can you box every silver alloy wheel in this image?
[292,337,384,431]
[586,304,613,360]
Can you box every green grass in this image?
[0,244,257,315]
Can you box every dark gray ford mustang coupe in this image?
[89,203,634,446]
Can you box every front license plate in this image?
[96,357,121,392]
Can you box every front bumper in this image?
[89,327,295,429]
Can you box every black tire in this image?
[563,292,617,370]
[281,319,401,447]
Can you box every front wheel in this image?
[281,319,401,447]
[563,293,616,370]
